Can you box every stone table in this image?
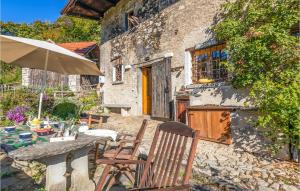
[8,134,110,191]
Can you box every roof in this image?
[58,42,98,56]
[61,0,120,20]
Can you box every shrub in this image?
[0,89,38,116]
[78,90,99,112]
[52,99,79,120]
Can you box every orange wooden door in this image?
[142,67,152,115]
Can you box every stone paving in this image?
[100,114,300,191]
[1,114,299,191]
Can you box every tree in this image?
[0,16,101,42]
[213,0,299,158]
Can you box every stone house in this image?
[62,0,294,160]
[22,41,100,91]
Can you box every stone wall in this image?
[21,68,80,91]
[100,0,226,115]
[21,68,30,87]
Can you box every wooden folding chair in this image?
[95,121,199,191]
[95,119,148,189]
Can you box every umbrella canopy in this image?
[0,35,101,75]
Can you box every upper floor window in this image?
[192,44,228,83]
[125,10,139,31]
[159,0,177,9]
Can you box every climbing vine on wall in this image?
[213,0,300,157]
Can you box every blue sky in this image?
[1,0,68,23]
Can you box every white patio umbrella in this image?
[0,35,101,119]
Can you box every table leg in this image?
[70,146,95,191]
[43,153,68,191]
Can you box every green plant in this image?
[0,89,39,116]
[0,61,21,84]
[79,90,99,112]
[213,0,299,157]
[52,98,79,120]
[0,119,14,127]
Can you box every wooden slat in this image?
[145,131,166,187]
[152,132,171,186]
[172,136,188,186]
[166,135,183,186]
[156,133,175,187]
[183,131,199,184]
[159,122,195,137]
[160,133,179,187]
[139,128,161,188]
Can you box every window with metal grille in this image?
[115,64,123,82]
[125,10,139,31]
[112,57,124,83]
[192,44,228,83]
[159,0,177,9]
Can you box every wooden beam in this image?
[104,0,119,5]
[76,1,104,15]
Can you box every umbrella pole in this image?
[38,50,49,119]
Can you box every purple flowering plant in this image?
[6,106,29,125]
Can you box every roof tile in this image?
[58,42,97,56]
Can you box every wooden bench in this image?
[102,104,131,116]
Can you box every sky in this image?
[1,0,68,24]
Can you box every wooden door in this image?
[188,109,232,144]
[142,67,152,115]
[176,99,189,124]
[151,58,172,119]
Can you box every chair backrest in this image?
[138,121,199,189]
[131,119,148,159]
[88,114,102,128]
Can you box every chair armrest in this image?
[96,159,146,165]
[118,133,134,140]
[118,139,139,145]
[129,185,191,191]
[119,133,134,137]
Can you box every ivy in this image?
[214,0,300,155]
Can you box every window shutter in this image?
[112,66,116,82]
[121,65,125,81]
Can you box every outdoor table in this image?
[1,126,110,191]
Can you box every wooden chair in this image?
[95,121,199,191]
[80,113,103,128]
[95,119,148,189]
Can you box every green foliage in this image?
[0,16,100,43]
[0,61,21,84]
[214,0,300,152]
[0,89,39,115]
[52,99,79,120]
[79,91,99,112]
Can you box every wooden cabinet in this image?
[176,96,189,124]
[188,106,232,144]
